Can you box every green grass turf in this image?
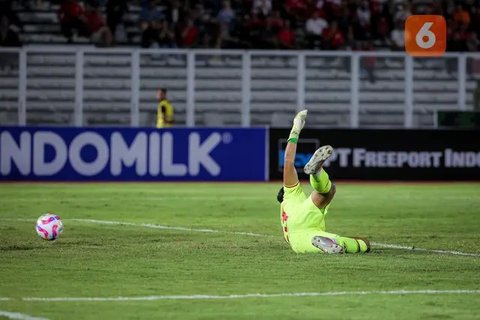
[0,182,479,319]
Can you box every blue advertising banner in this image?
[0,127,268,181]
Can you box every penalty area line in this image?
[0,310,50,320]
[371,242,480,257]
[16,289,480,302]
[69,218,273,238]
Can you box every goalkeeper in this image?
[278,109,371,254]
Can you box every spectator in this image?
[241,10,267,48]
[157,20,176,48]
[156,88,174,128]
[446,18,457,50]
[370,0,384,17]
[213,1,237,48]
[199,19,222,48]
[305,11,328,48]
[58,0,89,43]
[322,20,345,50]
[326,0,343,19]
[164,0,184,27]
[336,0,353,39]
[139,0,164,31]
[353,0,372,41]
[253,0,272,17]
[465,56,477,85]
[390,20,404,51]
[177,17,199,47]
[105,0,128,43]
[470,5,480,37]
[142,19,176,48]
[217,1,235,27]
[467,30,479,52]
[141,19,159,48]
[216,18,244,49]
[392,2,409,24]
[277,20,295,49]
[443,0,456,17]
[0,1,22,32]
[357,0,371,26]
[450,23,469,52]
[285,0,309,20]
[375,16,390,46]
[266,10,284,33]
[0,15,21,47]
[84,3,113,46]
[192,3,210,27]
[311,0,326,15]
[192,3,212,45]
[453,4,471,27]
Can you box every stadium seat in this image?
[203,112,224,126]
[1,44,476,127]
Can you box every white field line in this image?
[14,289,480,302]
[70,219,271,238]
[371,242,480,257]
[3,218,480,257]
[0,310,50,320]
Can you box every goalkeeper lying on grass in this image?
[278,109,371,254]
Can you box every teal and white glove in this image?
[288,109,308,143]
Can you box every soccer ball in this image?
[36,213,64,240]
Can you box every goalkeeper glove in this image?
[288,109,308,143]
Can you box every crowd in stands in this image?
[1,0,480,52]
[58,0,113,45]
[0,0,23,46]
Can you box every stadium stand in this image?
[0,0,478,127]
[1,50,472,127]
[5,0,480,51]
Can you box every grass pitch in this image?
[0,182,479,319]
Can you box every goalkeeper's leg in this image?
[304,146,370,254]
[311,232,371,254]
[304,145,336,209]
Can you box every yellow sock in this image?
[309,169,331,194]
[337,236,370,253]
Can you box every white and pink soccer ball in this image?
[36,213,64,240]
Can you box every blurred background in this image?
[1,0,480,127]
[0,0,479,181]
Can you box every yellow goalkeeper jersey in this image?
[156,99,174,128]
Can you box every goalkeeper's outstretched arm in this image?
[283,109,308,187]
